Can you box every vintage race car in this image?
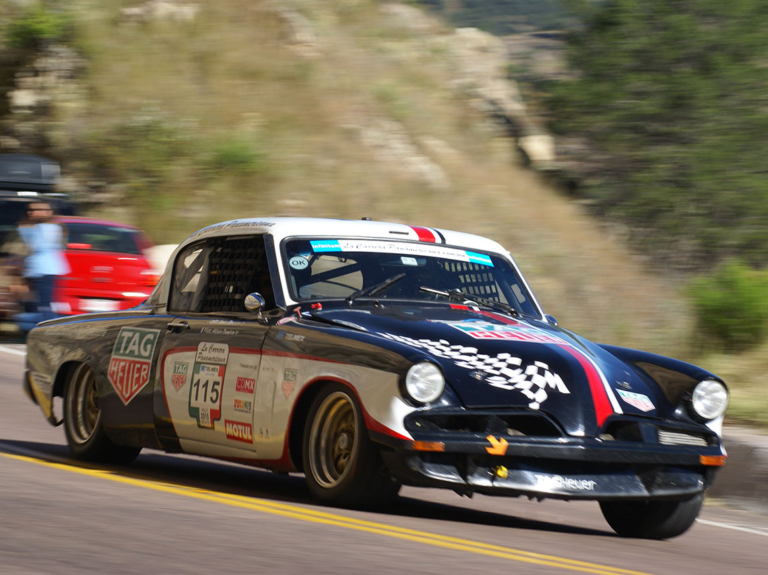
[23,217,728,539]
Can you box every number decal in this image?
[189,363,225,428]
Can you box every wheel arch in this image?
[53,360,95,398]
[287,376,359,474]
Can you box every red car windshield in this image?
[63,222,143,255]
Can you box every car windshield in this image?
[62,222,143,255]
[282,238,540,316]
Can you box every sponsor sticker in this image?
[225,419,254,443]
[189,363,225,428]
[442,319,569,344]
[289,255,309,270]
[235,376,256,394]
[195,342,229,364]
[282,368,298,399]
[309,240,494,267]
[535,474,596,491]
[617,389,655,412]
[108,327,160,405]
[234,398,253,414]
[172,362,189,392]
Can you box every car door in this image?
[156,235,275,457]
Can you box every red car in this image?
[54,217,160,315]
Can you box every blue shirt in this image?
[19,223,71,278]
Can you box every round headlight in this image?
[405,362,445,404]
[691,379,728,420]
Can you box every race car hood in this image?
[309,305,664,437]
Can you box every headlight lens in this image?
[405,362,445,404]
[691,379,728,420]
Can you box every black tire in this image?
[63,363,141,464]
[302,383,400,507]
[600,494,703,539]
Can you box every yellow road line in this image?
[0,451,653,575]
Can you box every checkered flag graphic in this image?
[380,333,570,409]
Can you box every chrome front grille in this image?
[658,429,708,447]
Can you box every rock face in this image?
[120,1,200,23]
[3,44,85,152]
[0,1,556,199]
[440,26,555,168]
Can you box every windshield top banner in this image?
[309,240,493,267]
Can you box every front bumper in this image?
[374,413,725,501]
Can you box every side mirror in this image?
[545,314,558,326]
[244,292,266,314]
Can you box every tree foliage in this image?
[546,0,768,269]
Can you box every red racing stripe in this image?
[559,345,614,427]
[410,226,437,243]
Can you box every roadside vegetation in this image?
[5,1,766,425]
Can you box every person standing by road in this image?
[15,201,70,333]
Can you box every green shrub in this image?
[689,260,768,350]
[6,4,70,50]
[207,137,269,176]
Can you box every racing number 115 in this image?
[191,378,220,404]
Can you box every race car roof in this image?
[183,217,509,255]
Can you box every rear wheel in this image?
[302,383,399,507]
[600,494,703,539]
[63,363,141,464]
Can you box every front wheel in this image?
[63,363,141,464]
[302,384,399,507]
[600,494,703,539]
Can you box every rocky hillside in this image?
[0,0,692,355]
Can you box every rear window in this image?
[63,223,142,255]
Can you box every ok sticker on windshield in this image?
[289,256,309,270]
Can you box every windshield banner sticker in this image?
[108,327,160,405]
[379,333,570,409]
[309,240,494,267]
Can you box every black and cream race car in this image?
[23,217,729,539]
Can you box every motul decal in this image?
[108,327,160,405]
[225,420,253,443]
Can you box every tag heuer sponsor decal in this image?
[617,389,655,412]
[225,420,253,443]
[282,368,298,399]
[108,327,160,405]
[171,362,189,392]
[233,398,252,414]
[189,363,225,428]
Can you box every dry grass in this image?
[52,0,693,356]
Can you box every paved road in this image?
[1,344,767,574]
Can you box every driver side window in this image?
[169,235,275,313]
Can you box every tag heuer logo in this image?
[171,362,189,392]
[108,327,160,405]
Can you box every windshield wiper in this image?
[346,273,406,304]
[419,286,519,317]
